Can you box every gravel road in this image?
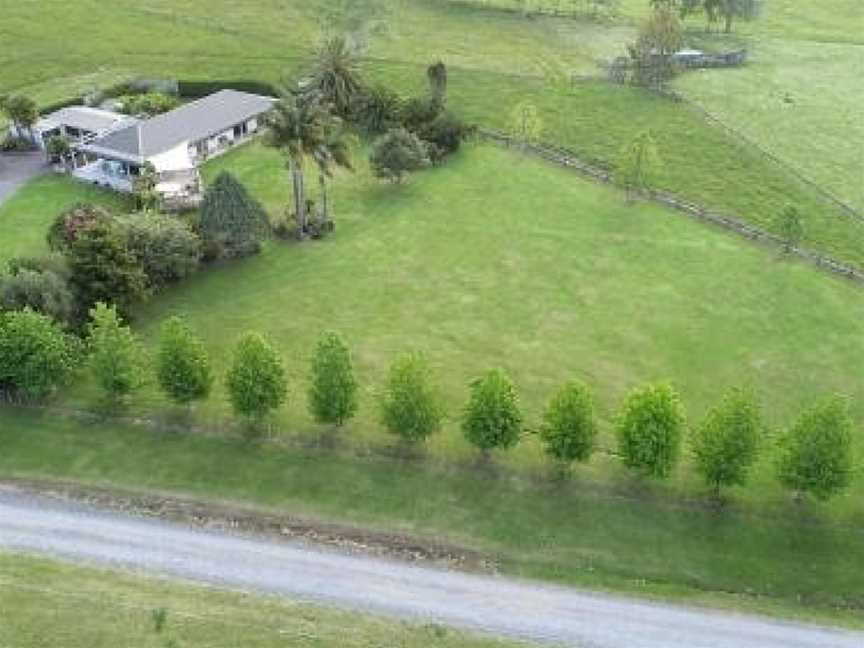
[0,490,860,648]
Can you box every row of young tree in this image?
[2,305,854,503]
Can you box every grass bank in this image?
[0,408,862,628]
[0,553,527,647]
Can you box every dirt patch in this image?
[0,477,498,573]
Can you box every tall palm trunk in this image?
[318,172,329,221]
[290,158,307,235]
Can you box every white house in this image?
[73,90,276,198]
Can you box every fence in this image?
[478,127,864,285]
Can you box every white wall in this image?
[148,141,193,172]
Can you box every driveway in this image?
[1,489,861,648]
[0,151,49,206]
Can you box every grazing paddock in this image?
[1,0,861,266]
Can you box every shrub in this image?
[0,308,77,400]
[539,381,597,466]
[199,172,269,260]
[775,206,804,253]
[47,204,114,252]
[777,397,855,501]
[118,213,201,288]
[380,352,444,444]
[692,387,762,497]
[369,128,430,184]
[65,217,149,316]
[417,111,474,162]
[353,84,403,135]
[462,369,522,455]
[616,384,685,478]
[87,302,148,403]
[118,92,180,116]
[226,332,287,422]
[400,96,442,132]
[0,268,76,327]
[157,317,212,406]
[308,331,358,427]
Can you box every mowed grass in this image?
[1,410,863,627]
[19,143,859,520]
[0,553,528,648]
[1,0,861,266]
[0,174,130,266]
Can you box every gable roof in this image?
[82,90,276,163]
[37,106,137,135]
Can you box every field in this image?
[1,1,862,266]
[0,553,527,647]
[1,0,862,631]
[2,142,863,516]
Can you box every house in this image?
[72,89,276,198]
[10,106,138,150]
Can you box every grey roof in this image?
[37,106,136,135]
[83,90,276,163]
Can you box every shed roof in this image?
[82,90,276,163]
[37,106,136,135]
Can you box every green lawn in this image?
[1,0,861,266]
[0,174,130,266]
[0,553,527,647]
[6,142,863,520]
[1,410,862,627]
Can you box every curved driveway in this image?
[0,152,47,205]
[0,490,861,648]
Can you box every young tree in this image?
[45,135,71,166]
[133,162,160,212]
[508,101,543,147]
[462,369,523,457]
[775,206,804,253]
[308,331,358,427]
[691,387,762,497]
[199,172,269,259]
[616,384,686,478]
[615,130,661,201]
[379,352,444,444]
[0,308,77,400]
[157,316,213,406]
[426,61,448,107]
[629,4,683,86]
[87,302,148,403]
[1,95,38,140]
[369,128,430,184]
[539,381,598,468]
[777,397,855,502]
[226,332,287,423]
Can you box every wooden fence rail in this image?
[478,127,864,285]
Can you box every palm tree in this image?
[266,92,328,236]
[310,35,364,118]
[313,122,353,223]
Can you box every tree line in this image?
[1,307,855,504]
